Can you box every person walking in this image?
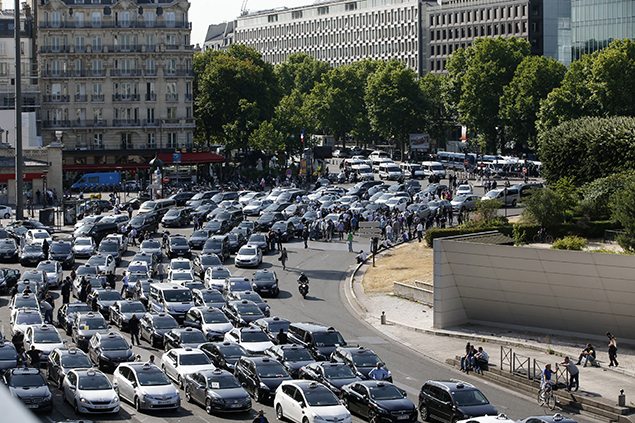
[40,298,53,324]
[607,332,619,367]
[61,278,71,305]
[279,248,288,270]
[120,272,129,297]
[129,314,141,346]
[302,227,309,249]
[253,410,270,423]
[416,222,424,242]
[560,357,579,391]
[347,231,354,252]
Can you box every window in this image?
[50,11,62,28]
[144,11,155,27]
[345,2,357,12]
[91,12,101,28]
[93,133,103,149]
[268,14,278,23]
[167,133,177,149]
[292,11,302,19]
[121,133,133,149]
[146,108,155,122]
[165,11,176,27]
[75,12,84,28]
[167,107,177,120]
[147,133,156,149]
[92,36,102,51]
[317,6,329,15]
[119,11,131,28]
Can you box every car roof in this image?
[290,322,338,332]
[424,379,477,392]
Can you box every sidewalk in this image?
[346,250,635,409]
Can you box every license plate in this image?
[25,404,38,409]
[158,400,173,405]
[397,415,410,420]
[230,403,242,408]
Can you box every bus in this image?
[436,151,477,170]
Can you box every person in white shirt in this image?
[356,250,367,264]
[473,347,489,374]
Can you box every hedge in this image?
[425,220,620,247]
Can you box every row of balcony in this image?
[68,142,193,152]
[42,118,195,129]
[40,68,194,78]
[38,44,192,54]
[38,21,192,30]
[41,93,192,103]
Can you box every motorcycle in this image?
[298,282,309,299]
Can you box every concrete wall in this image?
[393,281,433,306]
[433,238,635,341]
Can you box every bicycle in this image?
[532,227,554,244]
[537,384,557,410]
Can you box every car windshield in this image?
[219,344,247,358]
[369,384,403,400]
[128,264,147,273]
[254,273,274,281]
[136,369,170,386]
[120,303,146,313]
[179,353,210,366]
[98,291,121,301]
[24,244,42,253]
[353,353,381,367]
[202,310,228,323]
[304,386,340,406]
[101,338,129,351]
[88,256,107,266]
[313,332,345,347]
[241,331,269,342]
[451,389,490,407]
[77,266,97,276]
[79,317,108,330]
[61,354,92,368]
[323,365,356,379]
[257,362,287,378]
[153,316,178,329]
[0,347,16,360]
[99,243,118,253]
[201,255,221,266]
[141,240,161,249]
[283,348,313,361]
[207,221,221,230]
[16,313,43,325]
[266,321,289,334]
[201,291,224,303]
[239,293,262,303]
[236,303,262,316]
[78,374,111,390]
[250,235,265,243]
[75,239,92,246]
[33,232,49,239]
[68,304,92,314]
[181,331,207,343]
[10,373,45,387]
[164,290,192,303]
[211,269,230,279]
[171,261,191,270]
[164,209,180,217]
[51,243,71,253]
[239,248,256,256]
[14,296,38,308]
[204,240,222,249]
[172,272,193,281]
[33,330,62,343]
[192,231,209,238]
[171,238,187,246]
[207,375,241,389]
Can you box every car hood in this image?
[78,388,118,403]
[138,384,180,397]
[202,322,234,334]
[32,342,65,354]
[327,377,361,389]
[177,364,215,376]
[260,377,290,390]
[10,385,50,398]
[0,358,18,370]
[76,328,109,338]
[101,349,134,360]
[73,246,93,251]
[240,340,273,353]
[236,254,258,261]
[284,360,315,371]
[166,302,195,313]
[458,404,499,417]
[252,280,276,288]
[309,404,350,419]
[374,398,415,412]
[208,387,250,401]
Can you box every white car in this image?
[234,245,263,268]
[112,362,181,411]
[62,369,120,414]
[169,269,196,285]
[24,229,52,246]
[187,307,233,337]
[105,233,128,253]
[223,327,273,355]
[385,197,409,212]
[161,348,215,388]
[274,380,352,423]
[457,414,516,423]
[243,199,272,216]
[456,184,473,196]
[11,308,44,335]
[9,292,40,320]
[86,254,116,275]
[204,266,231,291]
[23,324,65,362]
[0,205,13,219]
[72,237,96,258]
[169,258,193,275]
[127,260,152,278]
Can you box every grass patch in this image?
[362,242,433,294]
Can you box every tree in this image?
[443,47,470,121]
[248,121,285,154]
[194,45,280,149]
[274,53,331,96]
[272,89,310,155]
[610,179,635,252]
[420,73,455,150]
[449,37,530,152]
[580,171,635,220]
[365,61,425,160]
[499,56,566,152]
[522,188,569,229]
[538,116,635,185]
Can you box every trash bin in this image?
[39,208,55,227]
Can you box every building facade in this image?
[235,0,423,74]
[203,20,235,51]
[36,0,195,174]
[571,0,634,59]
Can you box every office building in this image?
[571,0,634,59]
[36,0,196,175]
[235,0,423,74]
[203,20,235,51]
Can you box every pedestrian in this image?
[607,332,619,367]
[416,222,424,242]
[560,356,579,391]
[107,272,116,290]
[302,227,309,249]
[61,278,71,305]
[368,363,390,381]
[253,410,269,423]
[121,272,129,297]
[129,227,137,246]
[279,248,288,270]
[42,240,49,260]
[276,230,283,251]
[347,231,354,252]
[26,345,41,368]
[148,355,155,365]
[129,314,141,346]
[40,298,53,324]
[91,294,99,312]
[276,329,288,344]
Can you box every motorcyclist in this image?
[297,273,309,285]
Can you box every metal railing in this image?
[512,352,531,378]
[500,346,512,373]
[500,346,570,385]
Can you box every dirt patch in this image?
[362,242,433,293]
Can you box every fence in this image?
[500,346,569,384]
[604,229,625,243]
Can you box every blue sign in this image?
[172,152,182,163]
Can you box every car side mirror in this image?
[69,385,76,391]
[300,401,306,408]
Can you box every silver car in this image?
[73,237,96,258]
[451,194,480,213]
[113,362,181,412]
[36,260,64,288]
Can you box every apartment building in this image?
[203,20,235,51]
[36,0,195,173]
[235,0,423,74]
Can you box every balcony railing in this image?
[112,94,141,102]
[38,20,192,30]
[91,94,105,102]
[113,119,141,127]
[41,70,106,78]
[42,95,70,103]
[42,120,70,128]
[165,93,179,102]
[142,119,158,127]
[145,93,157,101]
[74,94,88,102]
[111,69,142,77]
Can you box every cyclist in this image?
[540,363,557,394]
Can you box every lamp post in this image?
[14,0,24,219]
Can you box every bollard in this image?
[380,311,386,325]
[618,389,626,407]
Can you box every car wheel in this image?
[185,386,192,403]
[74,400,81,415]
[369,410,379,423]
[419,404,429,421]
[134,396,142,412]
[276,404,284,421]
[205,398,213,415]
[3,213,9,219]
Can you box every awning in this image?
[157,151,225,165]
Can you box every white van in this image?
[400,163,425,179]
[148,283,195,322]
[421,161,446,178]
[350,164,374,181]
[371,156,393,171]
[480,187,520,207]
[138,199,177,216]
[378,162,403,181]
[368,150,390,160]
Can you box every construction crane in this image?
[240,0,249,16]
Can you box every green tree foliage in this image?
[194,45,280,149]
[499,56,566,152]
[538,39,635,132]
[610,179,635,252]
[420,73,454,150]
[449,37,530,152]
[522,188,569,229]
[579,172,635,220]
[538,116,635,185]
[248,121,285,154]
[274,53,331,96]
[443,47,470,120]
[272,90,309,155]
[365,61,425,160]
[551,236,588,251]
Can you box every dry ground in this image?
[362,242,433,293]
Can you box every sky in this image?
[190,0,313,46]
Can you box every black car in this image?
[20,243,45,266]
[204,219,230,235]
[270,221,294,242]
[0,341,18,373]
[108,299,147,331]
[264,344,315,378]
[246,233,269,253]
[342,380,416,422]
[129,213,159,234]
[139,312,179,348]
[193,288,227,309]
[418,380,498,423]
[184,368,252,414]
[0,238,18,262]
[57,302,93,335]
[287,323,348,361]
[161,208,191,227]
[97,239,122,265]
[227,231,246,253]
[0,267,20,293]
[71,312,110,351]
[194,253,222,277]
[48,240,75,269]
[47,347,93,388]
[251,316,291,344]
[223,299,265,326]
[255,212,284,232]
[189,229,214,249]
[74,221,119,244]
[298,362,362,396]
[88,331,134,371]
[86,288,123,320]
[163,327,208,351]
[169,191,196,206]
[231,291,270,317]
[199,341,249,371]
[234,356,292,403]
[3,367,53,412]
[331,346,391,381]
[251,269,280,297]
[167,235,191,258]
